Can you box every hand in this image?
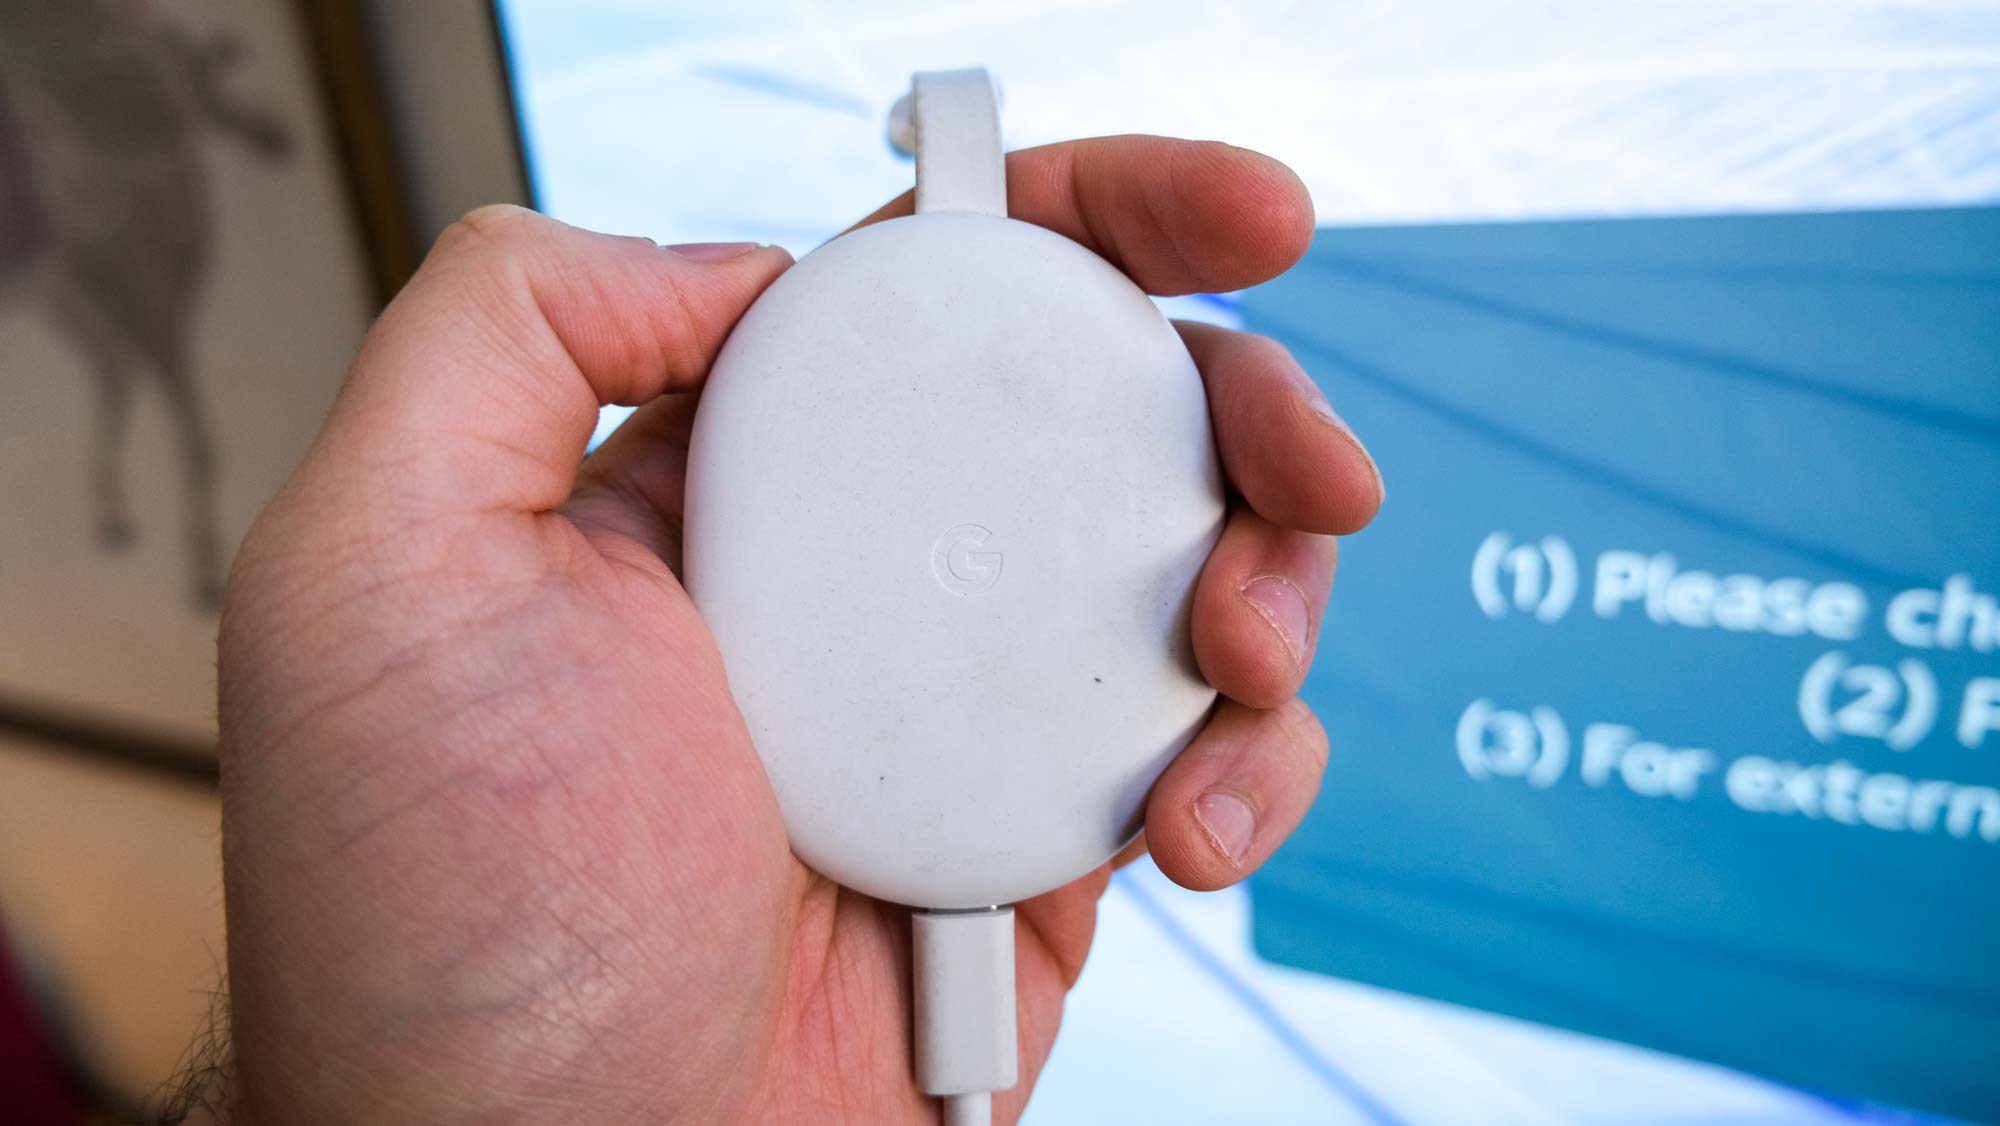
[214,137,1382,1124]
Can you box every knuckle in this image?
[435,203,544,258]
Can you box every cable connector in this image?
[913,906,1017,1124]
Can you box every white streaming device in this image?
[683,68,1225,1125]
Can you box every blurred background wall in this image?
[0,2,522,1119]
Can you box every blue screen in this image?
[1245,206,2000,1120]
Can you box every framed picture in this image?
[0,0,523,769]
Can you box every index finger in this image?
[850,136,1314,296]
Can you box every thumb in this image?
[308,205,792,518]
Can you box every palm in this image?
[217,138,1380,1125]
[554,422,1102,1123]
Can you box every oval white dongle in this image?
[685,204,1224,909]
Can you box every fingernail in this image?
[1306,394,1386,505]
[665,241,763,262]
[1240,574,1308,667]
[1195,791,1257,865]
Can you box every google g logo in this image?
[931,524,1003,596]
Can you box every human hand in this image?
[213,136,1381,1124]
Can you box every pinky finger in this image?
[1144,699,1329,892]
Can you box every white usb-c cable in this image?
[915,906,1016,1123]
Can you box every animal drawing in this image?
[0,1,292,609]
